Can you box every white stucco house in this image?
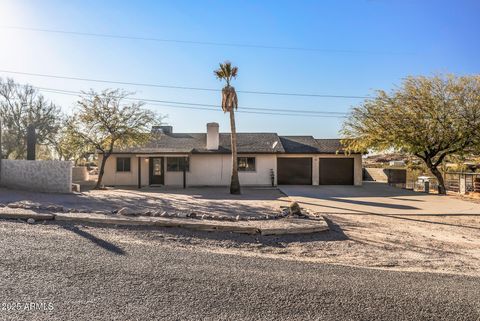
[99,123,362,188]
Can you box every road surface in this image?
[0,220,478,320]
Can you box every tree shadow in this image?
[61,224,125,255]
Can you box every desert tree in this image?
[0,78,62,159]
[214,61,241,194]
[342,75,480,194]
[51,117,91,165]
[68,89,162,189]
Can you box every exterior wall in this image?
[72,166,89,181]
[100,153,362,187]
[178,154,276,187]
[99,154,149,187]
[0,159,72,193]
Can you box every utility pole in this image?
[27,124,36,160]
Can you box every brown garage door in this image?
[319,158,354,185]
[277,158,312,185]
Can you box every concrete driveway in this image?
[280,182,480,215]
[279,182,480,275]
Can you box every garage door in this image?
[277,158,312,185]
[319,158,354,185]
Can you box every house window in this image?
[116,157,131,172]
[238,157,256,171]
[167,157,190,172]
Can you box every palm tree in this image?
[214,61,241,194]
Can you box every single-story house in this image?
[98,123,362,187]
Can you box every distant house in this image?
[99,123,363,187]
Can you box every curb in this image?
[0,212,55,221]
[55,213,261,234]
[0,212,329,235]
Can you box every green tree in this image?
[214,61,241,194]
[0,78,61,159]
[342,75,480,194]
[51,118,91,165]
[68,89,162,189]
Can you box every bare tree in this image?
[0,78,62,159]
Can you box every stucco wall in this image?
[0,160,72,193]
[100,154,276,187]
[186,154,276,186]
[100,153,362,187]
[72,166,89,182]
[99,155,149,187]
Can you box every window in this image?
[238,157,256,171]
[116,157,131,172]
[167,157,189,172]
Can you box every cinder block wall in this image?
[0,160,72,193]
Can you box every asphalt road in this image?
[0,220,479,321]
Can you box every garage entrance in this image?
[277,158,312,185]
[319,158,354,185]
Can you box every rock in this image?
[8,201,41,210]
[188,212,197,219]
[201,214,207,220]
[42,204,64,212]
[27,218,35,224]
[0,203,6,208]
[117,207,136,216]
[160,211,168,217]
[235,215,240,221]
[288,201,303,216]
[177,212,187,218]
[142,210,152,216]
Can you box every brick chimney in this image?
[206,122,219,150]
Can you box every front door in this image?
[149,157,164,185]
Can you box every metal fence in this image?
[444,172,480,193]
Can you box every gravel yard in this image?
[0,187,289,218]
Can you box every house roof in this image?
[112,132,351,154]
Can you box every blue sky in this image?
[0,0,478,137]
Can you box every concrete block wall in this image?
[0,160,72,193]
[72,166,89,182]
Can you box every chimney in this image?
[206,122,219,150]
[151,125,173,134]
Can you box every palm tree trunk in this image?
[229,109,241,194]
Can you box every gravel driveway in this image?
[0,220,479,321]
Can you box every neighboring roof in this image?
[111,132,349,154]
